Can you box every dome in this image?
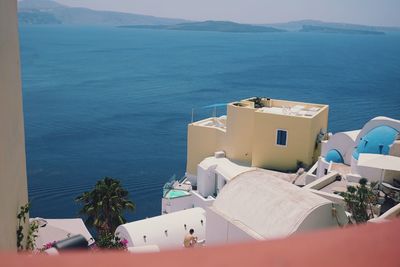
[326,149,344,163]
[353,126,399,160]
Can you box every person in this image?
[183,229,197,248]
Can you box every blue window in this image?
[276,129,287,146]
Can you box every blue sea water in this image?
[19,25,400,222]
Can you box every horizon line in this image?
[18,0,400,28]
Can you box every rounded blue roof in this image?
[326,149,344,163]
[353,125,399,160]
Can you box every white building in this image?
[118,164,347,250]
[116,208,206,250]
[161,153,253,215]
[309,116,400,183]
[303,116,400,221]
[118,113,399,250]
[206,170,347,245]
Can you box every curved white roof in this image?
[199,156,254,181]
[355,116,400,145]
[322,130,360,165]
[213,170,345,239]
[116,208,205,250]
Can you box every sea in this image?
[19,25,400,222]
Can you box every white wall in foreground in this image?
[116,208,206,250]
[162,194,193,214]
[0,0,29,250]
[205,207,256,246]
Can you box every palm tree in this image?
[75,177,135,235]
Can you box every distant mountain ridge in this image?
[300,25,385,35]
[120,21,284,33]
[262,19,399,33]
[18,0,399,35]
[18,0,188,26]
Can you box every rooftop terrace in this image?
[192,116,227,130]
[232,97,328,118]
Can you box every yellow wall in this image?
[186,100,329,175]
[0,0,29,250]
[186,122,225,176]
[252,106,328,171]
[311,106,329,163]
[187,99,329,175]
[224,105,256,166]
[252,112,313,171]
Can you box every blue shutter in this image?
[277,131,281,145]
[281,130,287,145]
[277,130,287,146]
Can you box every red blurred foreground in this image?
[3,219,399,267]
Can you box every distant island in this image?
[300,25,385,35]
[18,0,187,26]
[18,0,399,35]
[261,19,398,33]
[119,21,284,33]
[19,10,61,25]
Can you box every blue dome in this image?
[353,125,399,160]
[326,149,344,163]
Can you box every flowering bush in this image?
[40,241,56,252]
[95,232,128,250]
[120,239,128,247]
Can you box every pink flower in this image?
[43,241,56,250]
[120,239,128,246]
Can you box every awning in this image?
[357,154,400,172]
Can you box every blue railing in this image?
[191,103,227,122]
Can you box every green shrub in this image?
[340,178,378,224]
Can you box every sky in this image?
[56,0,400,27]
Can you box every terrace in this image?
[304,171,400,220]
[232,97,328,118]
[191,116,227,131]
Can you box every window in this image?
[276,129,287,146]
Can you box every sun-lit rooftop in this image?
[231,97,328,118]
[191,116,227,130]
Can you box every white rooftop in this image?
[198,156,254,181]
[116,208,206,250]
[212,170,347,239]
[358,153,400,172]
[258,105,320,117]
[193,116,227,130]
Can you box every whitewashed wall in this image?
[162,194,194,214]
[205,207,255,246]
[321,131,358,165]
[192,191,215,209]
[117,208,206,250]
[197,164,216,198]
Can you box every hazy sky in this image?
[56,0,400,27]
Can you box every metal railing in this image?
[191,103,227,123]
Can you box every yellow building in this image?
[186,97,329,178]
[0,0,29,250]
